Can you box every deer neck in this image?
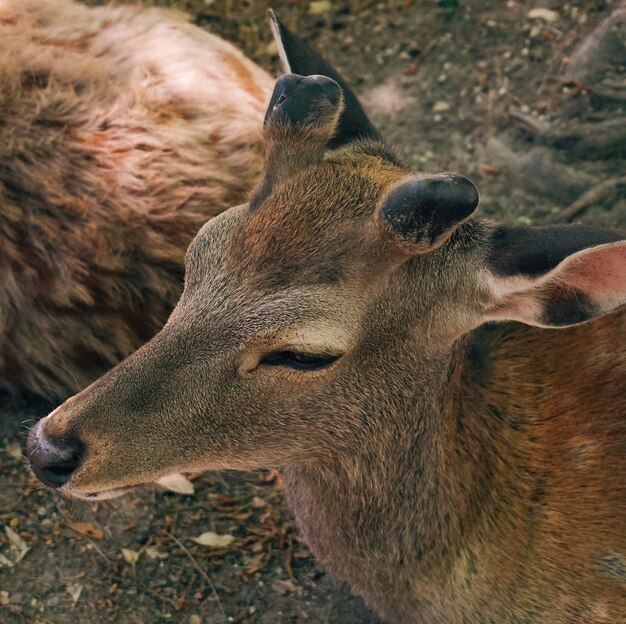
[281,333,530,618]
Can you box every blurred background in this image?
[1,1,624,623]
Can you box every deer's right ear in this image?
[267,10,379,149]
[483,225,626,328]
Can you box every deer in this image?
[27,11,626,624]
[0,0,272,399]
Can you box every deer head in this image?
[27,12,626,501]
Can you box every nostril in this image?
[42,446,82,477]
[28,430,85,489]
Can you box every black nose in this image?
[28,427,84,489]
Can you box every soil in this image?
[1,1,625,623]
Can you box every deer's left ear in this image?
[267,10,379,149]
[484,225,626,328]
[376,173,480,254]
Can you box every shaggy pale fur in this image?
[0,0,273,397]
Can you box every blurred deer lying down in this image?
[0,0,272,398]
[28,12,626,624]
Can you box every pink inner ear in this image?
[557,242,626,305]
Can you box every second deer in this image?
[0,0,272,398]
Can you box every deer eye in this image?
[260,350,339,371]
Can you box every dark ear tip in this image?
[415,174,479,215]
[265,74,342,128]
[405,173,479,206]
[441,173,480,210]
[379,173,480,251]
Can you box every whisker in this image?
[41,384,64,401]
[50,361,81,393]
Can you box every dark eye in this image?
[261,350,339,371]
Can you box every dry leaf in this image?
[156,473,195,495]
[0,591,9,605]
[527,8,558,22]
[482,164,501,175]
[245,552,266,574]
[271,579,298,594]
[67,521,104,540]
[66,583,83,607]
[5,526,29,564]
[191,531,235,548]
[432,101,451,113]
[0,553,13,568]
[121,548,141,565]
[309,1,332,15]
[145,546,168,560]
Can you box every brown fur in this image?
[27,17,626,624]
[0,0,272,397]
[29,150,626,622]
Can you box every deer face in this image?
[28,14,626,499]
[26,151,483,498]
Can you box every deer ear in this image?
[264,73,343,132]
[484,225,626,327]
[267,10,379,149]
[253,73,343,205]
[378,174,479,254]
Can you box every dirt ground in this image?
[1,0,625,623]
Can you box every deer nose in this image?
[28,423,84,488]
